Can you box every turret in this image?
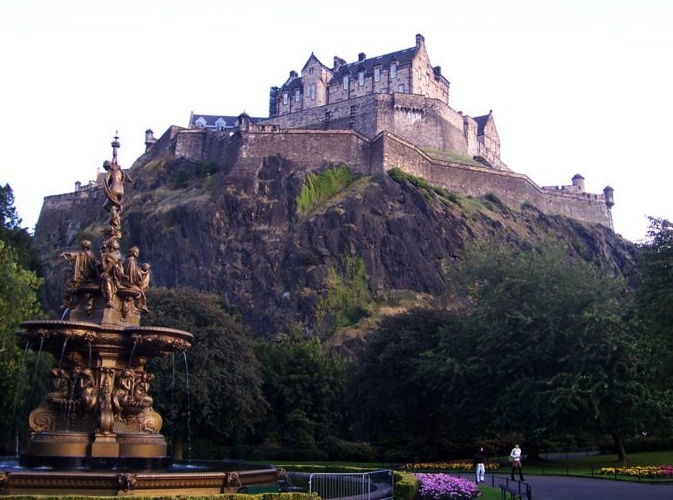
[603,185,615,209]
[571,174,585,192]
[238,112,251,132]
[144,129,156,151]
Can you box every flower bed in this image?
[402,461,500,472]
[415,473,480,500]
[598,465,673,478]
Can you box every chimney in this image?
[358,52,366,62]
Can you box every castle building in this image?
[265,33,504,170]
[187,113,264,132]
[62,34,614,230]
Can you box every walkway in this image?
[488,473,673,499]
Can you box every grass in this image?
[410,450,673,484]
[266,450,673,471]
[519,450,673,479]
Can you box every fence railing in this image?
[289,469,394,500]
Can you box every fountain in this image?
[1,136,278,496]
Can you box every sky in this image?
[1,0,671,243]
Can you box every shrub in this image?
[296,165,356,213]
[394,472,419,500]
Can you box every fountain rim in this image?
[18,319,194,341]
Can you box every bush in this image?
[321,436,378,462]
[394,472,419,500]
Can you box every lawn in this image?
[508,450,673,478]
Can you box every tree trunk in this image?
[611,432,627,465]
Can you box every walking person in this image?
[510,444,525,481]
[473,446,486,483]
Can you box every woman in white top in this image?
[509,444,525,481]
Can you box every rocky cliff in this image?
[34,150,637,339]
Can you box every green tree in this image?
[635,217,673,374]
[350,308,455,461]
[0,185,45,452]
[253,330,351,458]
[143,287,267,459]
[440,239,659,463]
[0,184,41,272]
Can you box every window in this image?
[398,84,405,93]
[195,117,206,129]
[390,62,397,79]
[343,75,349,90]
[295,89,301,102]
[283,93,289,105]
[374,66,381,82]
[358,71,365,86]
[309,83,316,100]
[215,118,226,131]
[309,67,314,75]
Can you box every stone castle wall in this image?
[261,93,505,170]
[49,120,611,230]
[161,125,611,227]
[238,129,375,175]
[377,132,611,226]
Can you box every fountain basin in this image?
[0,458,280,496]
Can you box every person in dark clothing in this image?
[473,446,486,483]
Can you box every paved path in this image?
[486,473,673,499]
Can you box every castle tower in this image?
[572,174,585,192]
[603,185,615,209]
[144,129,157,151]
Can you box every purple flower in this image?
[416,473,480,500]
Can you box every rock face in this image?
[34,152,637,339]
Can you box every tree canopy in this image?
[143,287,267,459]
[351,238,665,462]
[0,184,45,452]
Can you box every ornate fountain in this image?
[2,136,278,496]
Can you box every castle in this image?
[71,34,614,229]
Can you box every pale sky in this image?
[1,0,671,243]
